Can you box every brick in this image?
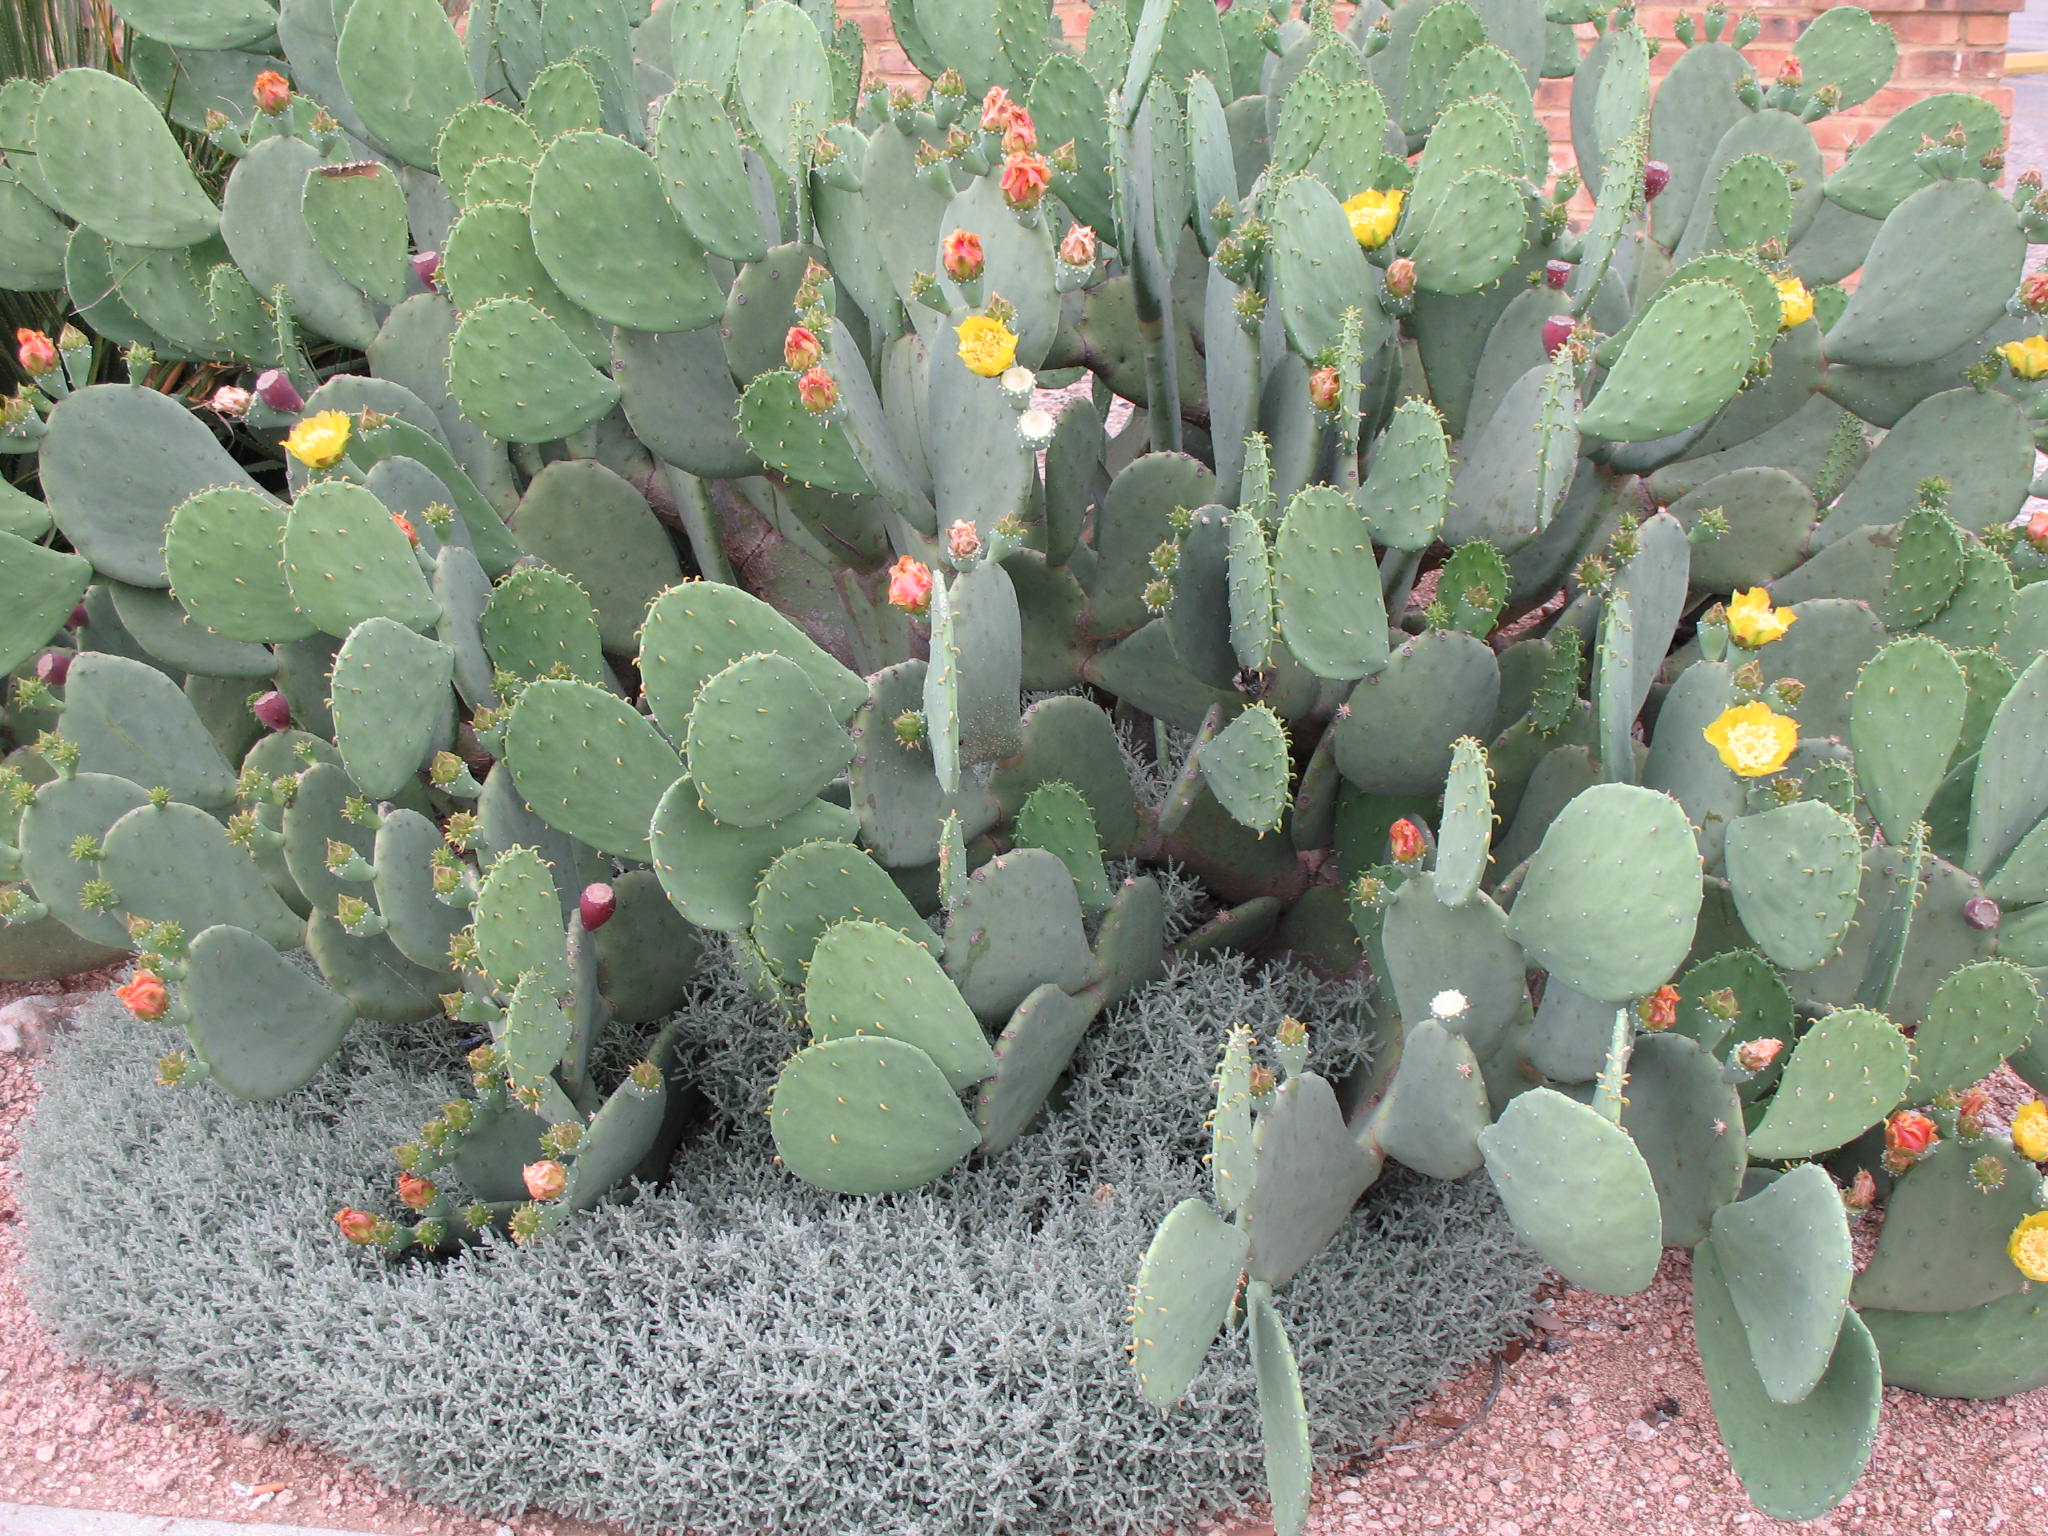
[1886,13,1966,43]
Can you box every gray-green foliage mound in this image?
[20,949,1540,1536]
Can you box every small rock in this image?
[1540,1429,1571,1450]
[0,995,64,1056]
[34,1444,56,1464]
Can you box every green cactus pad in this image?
[1273,485,1389,683]
[1087,452,1218,640]
[1619,1032,1746,1248]
[503,678,683,860]
[1331,630,1499,795]
[163,486,313,646]
[1879,509,1966,631]
[1478,1086,1662,1295]
[648,780,857,935]
[369,808,470,972]
[40,384,261,587]
[769,1033,978,1195]
[1578,279,1755,443]
[942,848,1093,1022]
[1746,1006,1912,1160]
[1853,1140,2044,1315]
[60,653,238,809]
[1691,1240,1882,1521]
[300,158,409,308]
[1209,1023,1255,1213]
[750,839,933,984]
[1433,738,1494,907]
[845,658,1000,868]
[1861,1287,2048,1400]
[683,653,855,829]
[1238,1070,1382,1287]
[1707,1163,1855,1404]
[1368,1017,1490,1181]
[1246,1282,1311,1536]
[479,565,605,686]
[612,323,760,479]
[971,981,1100,1154]
[1968,653,2048,881]
[180,922,355,1098]
[1509,782,1702,1004]
[101,801,302,950]
[329,619,453,801]
[0,531,89,678]
[529,129,722,333]
[1224,508,1277,671]
[639,579,865,740]
[991,694,1143,859]
[436,100,542,197]
[34,68,218,248]
[804,918,996,1092]
[336,0,475,167]
[1265,174,1383,363]
[1381,873,1526,1058]
[1824,389,2030,547]
[496,968,573,1103]
[1907,959,2043,1101]
[17,772,150,947]
[734,370,876,497]
[1130,1196,1250,1407]
[1823,91,2004,220]
[448,296,621,443]
[1199,705,1290,836]
[280,760,374,917]
[1524,977,1617,1085]
[651,81,765,263]
[1824,180,2023,370]
[1012,781,1112,916]
[588,870,702,1026]
[734,0,831,180]
[473,844,568,993]
[1084,874,1168,1012]
[1722,799,1860,973]
[281,480,441,638]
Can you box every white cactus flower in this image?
[1431,989,1469,1020]
[1016,406,1057,447]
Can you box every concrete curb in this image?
[0,1504,374,1536]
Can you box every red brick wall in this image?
[842,0,2020,168]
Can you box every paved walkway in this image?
[0,1505,370,1536]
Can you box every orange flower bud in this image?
[391,513,419,546]
[15,328,57,376]
[1308,365,1341,412]
[115,970,169,1022]
[946,519,982,560]
[999,151,1053,211]
[942,228,985,283]
[1842,1168,1876,1210]
[253,69,291,113]
[783,325,823,372]
[1641,984,1679,1031]
[1057,223,1097,269]
[1001,105,1036,154]
[1388,817,1425,864]
[886,555,934,614]
[1885,1109,1939,1158]
[1734,1037,1782,1073]
[2024,271,2048,314]
[1384,256,1416,299]
[397,1172,438,1210]
[796,365,838,415]
[334,1208,380,1243]
[522,1160,568,1202]
[980,86,1015,134]
[2028,509,2048,551]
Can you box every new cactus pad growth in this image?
[4,0,2048,1524]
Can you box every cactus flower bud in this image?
[397,1172,437,1210]
[391,512,419,546]
[1886,1109,1939,1158]
[411,250,442,289]
[1057,223,1097,268]
[2028,511,2048,552]
[1642,160,1671,200]
[783,325,823,372]
[1001,105,1037,154]
[1388,817,1425,864]
[980,86,1016,133]
[1776,56,1802,87]
[1955,1087,1991,1127]
[1641,984,1679,1031]
[946,519,982,561]
[251,690,292,731]
[1734,1037,1782,1073]
[15,328,58,377]
[334,1208,381,1243]
[254,367,304,411]
[523,1159,568,1201]
[115,969,170,1022]
[1842,1168,1877,1210]
[2023,271,2048,314]
[1307,365,1342,412]
[893,709,926,748]
[1248,1064,1276,1097]
[1384,256,1416,299]
[796,364,838,415]
[1544,259,1573,290]
[887,556,934,614]
[209,385,253,416]
[1971,1153,2008,1190]
[1541,314,1575,358]
[579,881,616,930]
[253,69,291,113]
[999,151,1053,210]
[34,650,70,688]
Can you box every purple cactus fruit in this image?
[412,250,442,289]
[65,602,88,629]
[580,881,616,931]
[1642,160,1671,201]
[254,367,304,412]
[1541,315,1574,357]
[1962,896,2002,932]
[252,689,292,731]
[1543,259,1573,290]
[34,650,70,687]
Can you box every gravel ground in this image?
[2,977,2046,1536]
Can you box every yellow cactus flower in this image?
[1774,274,1813,330]
[2010,1210,2048,1282]
[284,409,352,469]
[956,314,1019,378]
[1727,587,1798,648]
[2014,1100,2048,1163]
[1703,701,1799,778]
[1999,335,2048,381]
[1342,189,1404,250]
